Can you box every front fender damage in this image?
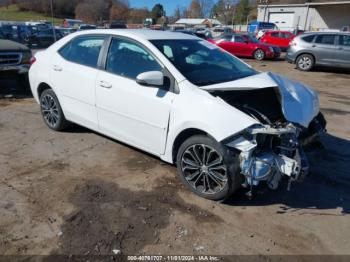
[226,123,310,195]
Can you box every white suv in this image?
[29,29,326,200]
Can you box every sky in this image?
[129,0,204,16]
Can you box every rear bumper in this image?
[285,48,298,63]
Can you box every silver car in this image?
[286,32,350,71]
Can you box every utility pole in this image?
[50,0,56,42]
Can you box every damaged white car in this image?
[29,30,326,201]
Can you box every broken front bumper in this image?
[226,116,325,191]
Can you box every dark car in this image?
[110,20,127,29]
[78,24,97,31]
[0,30,5,39]
[0,39,32,88]
[28,29,63,47]
[286,32,350,71]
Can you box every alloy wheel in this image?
[254,49,264,60]
[41,94,59,128]
[298,56,312,70]
[180,144,228,195]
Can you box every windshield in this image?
[151,39,256,86]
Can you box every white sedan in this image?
[29,29,326,201]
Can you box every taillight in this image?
[30,56,36,65]
[289,40,297,46]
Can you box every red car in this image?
[209,33,281,61]
[260,30,295,51]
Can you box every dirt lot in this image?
[0,59,349,257]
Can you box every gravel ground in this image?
[0,58,349,257]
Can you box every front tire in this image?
[253,49,265,61]
[296,54,314,71]
[176,135,242,201]
[40,89,68,131]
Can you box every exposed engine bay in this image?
[210,87,326,195]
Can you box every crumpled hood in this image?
[200,72,320,128]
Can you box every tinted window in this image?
[151,39,256,86]
[339,35,350,47]
[221,34,232,41]
[301,34,315,43]
[234,36,245,43]
[271,32,279,37]
[280,32,292,39]
[59,36,105,68]
[106,38,162,79]
[315,34,335,45]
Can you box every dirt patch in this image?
[50,177,221,256]
[122,153,158,171]
[319,91,350,100]
[329,99,350,107]
[321,107,350,116]
[0,100,11,107]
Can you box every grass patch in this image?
[0,5,63,25]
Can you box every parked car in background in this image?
[286,32,350,71]
[110,20,127,29]
[211,33,281,60]
[29,30,325,201]
[0,29,5,39]
[0,39,32,88]
[28,29,63,47]
[78,24,97,31]
[57,27,76,36]
[260,30,295,51]
[248,21,277,34]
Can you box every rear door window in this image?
[233,36,245,43]
[315,34,336,45]
[339,35,350,47]
[271,32,279,37]
[59,35,105,68]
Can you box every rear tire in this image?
[40,89,68,131]
[296,54,314,71]
[253,49,265,61]
[176,135,242,201]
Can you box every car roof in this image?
[266,30,291,33]
[301,31,350,35]
[72,29,199,40]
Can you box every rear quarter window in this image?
[301,34,315,43]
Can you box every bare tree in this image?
[110,0,129,21]
[187,0,202,18]
[199,0,214,18]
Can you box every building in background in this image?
[257,1,350,31]
[175,18,222,28]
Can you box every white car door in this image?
[50,35,106,130]
[96,37,175,155]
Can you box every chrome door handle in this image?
[53,65,62,71]
[99,81,112,89]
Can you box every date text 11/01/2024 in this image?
[127,255,220,261]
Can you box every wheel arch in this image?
[171,128,209,164]
[37,82,52,99]
[295,52,316,64]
